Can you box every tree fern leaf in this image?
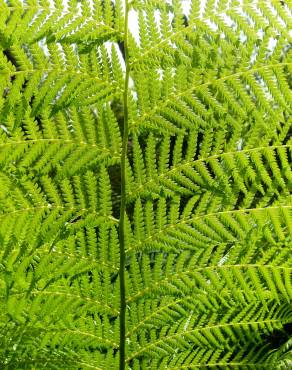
[0,0,291,368]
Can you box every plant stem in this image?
[119,1,130,369]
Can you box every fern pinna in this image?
[0,0,291,368]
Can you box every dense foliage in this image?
[0,0,291,368]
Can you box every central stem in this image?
[119,1,130,369]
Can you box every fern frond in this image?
[0,166,120,368]
[0,0,291,368]
[127,134,292,202]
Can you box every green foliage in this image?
[0,0,291,368]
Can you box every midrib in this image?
[118,1,130,369]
